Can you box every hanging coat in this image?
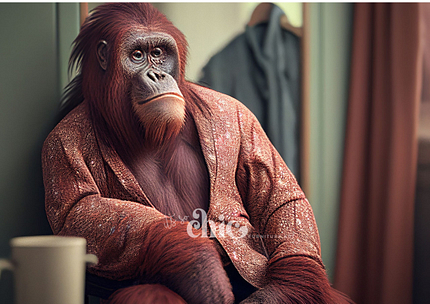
[199,5,301,180]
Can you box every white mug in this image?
[0,235,98,304]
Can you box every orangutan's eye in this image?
[151,47,163,58]
[131,50,145,63]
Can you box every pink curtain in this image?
[334,3,422,304]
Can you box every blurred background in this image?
[0,3,428,304]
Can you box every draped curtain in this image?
[334,3,422,304]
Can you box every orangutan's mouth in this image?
[137,92,184,105]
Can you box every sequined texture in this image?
[42,83,322,287]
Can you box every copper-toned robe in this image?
[42,84,321,288]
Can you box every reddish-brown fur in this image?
[107,285,187,304]
[133,95,186,146]
[125,113,210,221]
[62,3,353,303]
[136,221,233,304]
[106,221,233,304]
[241,256,353,303]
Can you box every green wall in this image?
[308,3,353,281]
[0,3,79,303]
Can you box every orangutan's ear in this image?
[96,40,108,71]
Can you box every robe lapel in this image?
[94,127,155,208]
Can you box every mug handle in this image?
[84,254,98,265]
[0,259,14,279]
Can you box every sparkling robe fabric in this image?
[42,84,321,288]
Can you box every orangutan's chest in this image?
[130,139,210,220]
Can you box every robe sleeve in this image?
[42,118,165,281]
[236,105,322,266]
